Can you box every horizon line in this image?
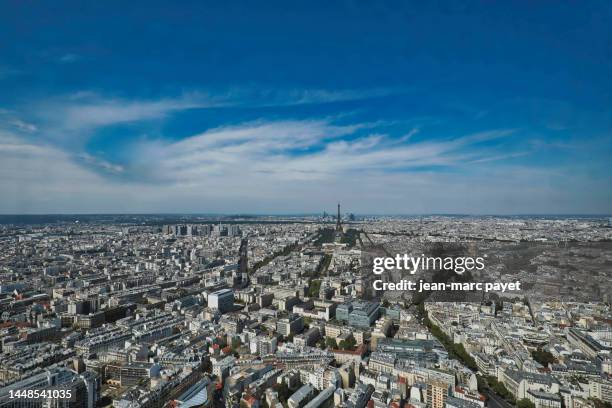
[0,212,610,218]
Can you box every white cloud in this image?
[25,86,407,141]
[10,119,37,133]
[256,87,407,105]
[77,153,125,174]
[0,123,609,214]
[0,110,38,133]
[134,121,515,183]
[2,93,610,214]
[36,93,210,133]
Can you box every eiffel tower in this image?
[335,203,344,242]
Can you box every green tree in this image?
[315,254,332,276]
[314,228,335,245]
[325,337,338,349]
[339,336,356,350]
[419,304,478,371]
[531,348,556,366]
[308,280,321,298]
[486,376,515,404]
[517,398,536,408]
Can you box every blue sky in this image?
[0,1,610,214]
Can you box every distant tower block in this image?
[239,237,248,275]
[234,237,248,288]
[336,203,342,232]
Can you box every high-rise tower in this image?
[336,203,342,231]
[234,237,248,288]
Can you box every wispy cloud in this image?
[10,119,37,133]
[124,119,516,184]
[0,124,609,214]
[23,87,404,142]
[2,87,609,214]
[240,86,408,106]
[58,53,80,64]
[398,127,420,142]
[34,92,213,133]
[0,110,38,133]
[468,151,530,164]
[76,153,124,174]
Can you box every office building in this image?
[208,289,234,313]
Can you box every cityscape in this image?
[2,1,612,408]
[0,211,610,408]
